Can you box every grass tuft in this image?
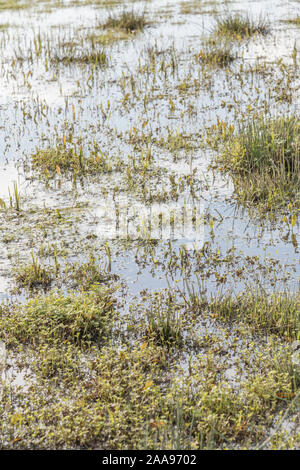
[283,17,300,26]
[196,40,236,67]
[209,291,300,340]
[70,254,113,290]
[0,0,29,11]
[14,254,53,290]
[145,303,183,347]
[214,13,270,39]
[51,49,107,66]
[88,29,131,45]
[31,144,116,178]
[209,115,300,209]
[103,9,147,33]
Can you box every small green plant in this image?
[70,254,112,290]
[145,303,183,347]
[14,253,53,290]
[33,343,83,381]
[105,242,112,272]
[283,17,300,26]
[8,182,21,211]
[224,116,299,172]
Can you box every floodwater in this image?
[0,0,299,450]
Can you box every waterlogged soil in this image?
[0,0,299,450]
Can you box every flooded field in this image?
[0,0,299,450]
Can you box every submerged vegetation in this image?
[195,40,236,67]
[87,29,131,45]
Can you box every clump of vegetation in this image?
[195,41,236,67]
[0,283,299,449]
[209,291,300,340]
[31,144,116,178]
[1,182,22,212]
[208,115,300,209]
[0,337,297,449]
[103,9,147,33]
[0,285,117,347]
[283,17,300,26]
[70,254,113,290]
[88,30,130,46]
[214,13,270,38]
[14,254,53,290]
[180,0,212,16]
[223,116,300,173]
[145,303,183,347]
[8,182,21,212]
[51,49,107,66]
[0,0,29,11]
[32,343,84,381]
